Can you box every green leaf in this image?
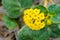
[48,24,60,38]
[18,26,49,40]
[58,24,60,29]
[51,15,60,23]
[2,15,18,30]
[2,0,22,18]
[48,4,57,15]
[48,4,60,23]
[18,0,34,8]
[34,5,48,14]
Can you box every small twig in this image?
[44,0,48,8]
[41,0,48,8]
[41,0,55,8]
[47,0,55,4]
[50,0,55,4]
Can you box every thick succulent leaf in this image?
[48,4,57,15]
[48,24,60,38]
[48,4,60,23]
[18,26,49,40]
[2,15,18,30]
[51,15,60,23]
[18,0,34,8]
[33,5,48,14]
[58,24,60,29]
[2,0,21,18]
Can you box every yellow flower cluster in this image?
[23,8,52,30]
[46,14,52,25]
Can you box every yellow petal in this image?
[47,19,52,25]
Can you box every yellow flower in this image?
[45,14,50,20]
[45,14,53,19]
[45,14,52,25]
[23,8,45,30]
[24,8,33,15]
[30,24,40,30]
[28,8,33,14]
[39,13,45,20]
[34,19,41,25]
[33,8,40,14]
[34,26,40,30]
[24,9,29,15]
[39,22,45,29]
[47,19,52,25]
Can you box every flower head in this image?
[23,8,46,30]
[23,8,52,30]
